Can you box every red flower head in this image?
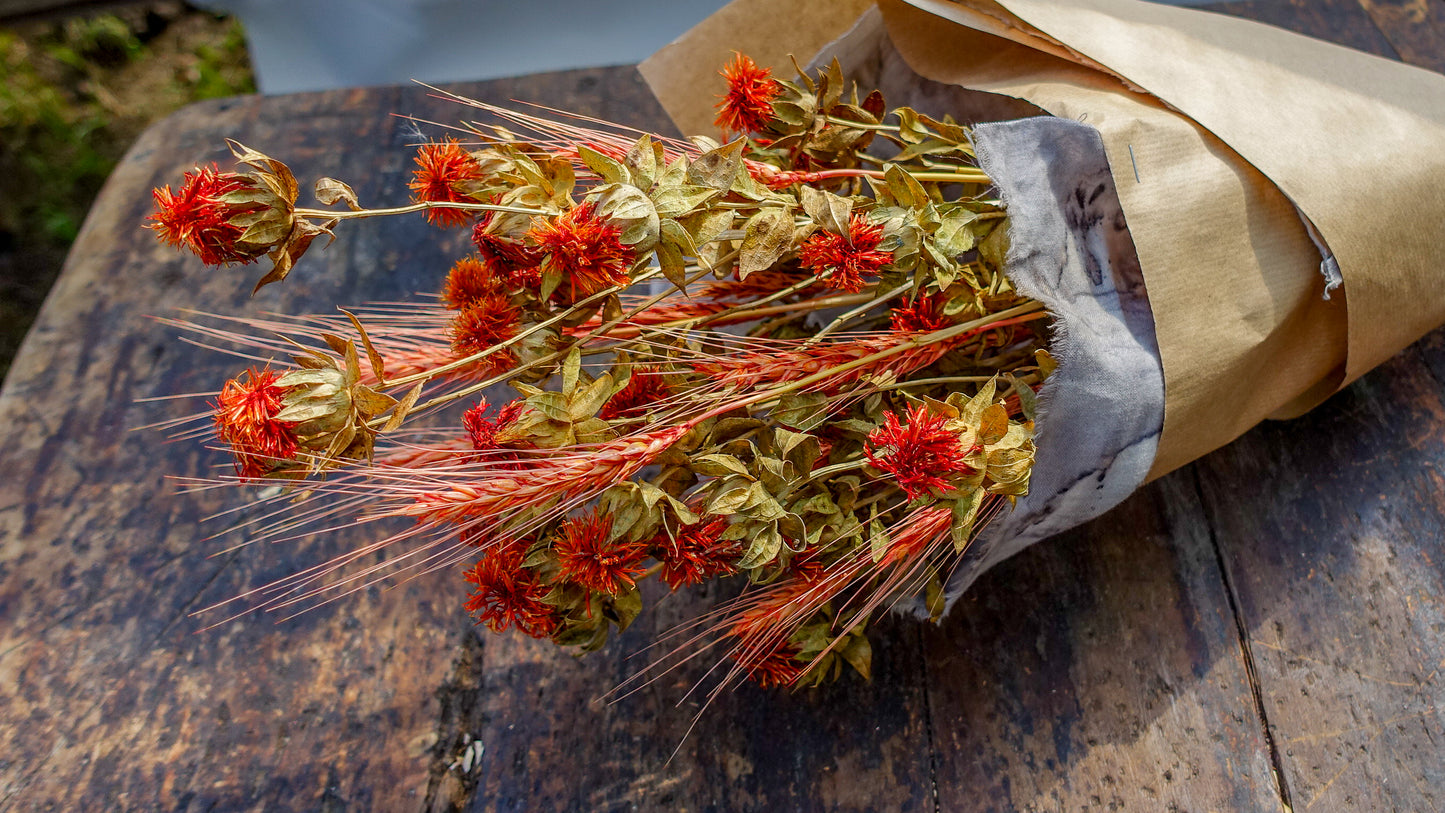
[409,139,484,228]
[528,202,635,302]
[463,398,528,455]
[865,404,975,500]
[798,215,891,293]
[212,367,300,478]
[890,292,952,334]
[553,511,649,595]
[656,518,740,590]
[463,545,560,638]
[735,641,807,688]
[449,293,521,374]
[442,256,507,310]
[148,165,272,266]
[598,366,673,421]
[715,53,780,134]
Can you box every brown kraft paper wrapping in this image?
[640,0,1445,478]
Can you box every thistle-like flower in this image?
[735,643,807,688]
[798,215,891,293]
[442,256,507,310]
[715,53,780,134]
[598,367,674,421]
[529,202,635,302]
[463,545,560,638]
[553,511,649,595]
[473,215,541,273]
[656,518,740,590]
[148,165,274,266]
[890,292,952,334]
[212,367,301,478]
[449,294,522,373]
[865,404,975,500]
[409,139,484,228]
[463,398,529,452]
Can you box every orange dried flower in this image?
[890,292,952,334]
[463,545,559,638]
[463,398,528,456]
[656,518,740,590]
[472,216,541,268]
[736,642,807,688]
[148,165,269,266]
[449,294,521,373]
[442,256,507,310]
[409,139,483,228]
[598,366,673,420]
[553,511,648,595]
[798,215,891,293]
[715,53,780,134]
[529,202,635,302]
[212,367,300,478]
[865,404,974,499]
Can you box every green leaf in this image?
[934,210,979,256]
[539,263,564,302]
[741,480,787,522]
[840,635,873,681]
[561,347,583,394]
[708,484,752,515]
[589,183,659,250]
[738,207,794,279]
[569,374,615,422]
[979,403,1009,445]
[884,164,928,210]
[950,489,983,553]
[314,177,361,210]
[679,207,732,247]
[686,140,744,191]
[529,391,571,421]
[652,185,719,219]
[691,453,753,479]
[610,588,643,632]
[869,504,891,563]
[657,218,694,291]
[773,391,830,431]
[737,524,784,570]
[800,185,853,236]
[577,144,628,185]
[624,134,657,188]
[1008,375,1039,423]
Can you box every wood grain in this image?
[921,477,1282,812]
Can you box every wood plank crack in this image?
[1190,467,1296,813]
[916,625,941,813]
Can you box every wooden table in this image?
[3,2,1443,810]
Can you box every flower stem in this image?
[384,267,663,388]
[805,282,911,344]
[295,200,548,221]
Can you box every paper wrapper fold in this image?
[641,0,1445,480]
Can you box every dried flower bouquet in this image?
[148,55,1052,692]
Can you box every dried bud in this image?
[148,165,280,266]
[265,334,404,474]
[148,140,333,293]
[212,367,301,479]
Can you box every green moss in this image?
[0,6,256,381]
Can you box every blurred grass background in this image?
[0,1,254,382]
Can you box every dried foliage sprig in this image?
[149,54,1055,695]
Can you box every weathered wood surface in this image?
[2,3,1443,810]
